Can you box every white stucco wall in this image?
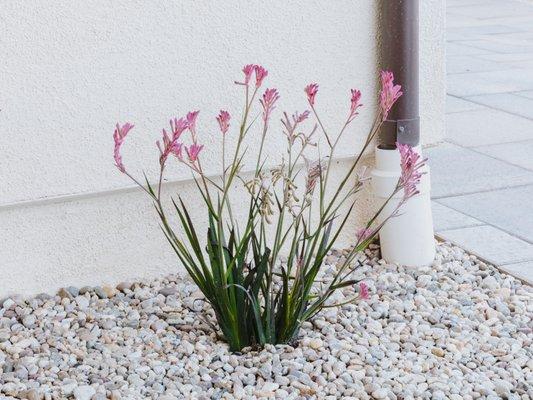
[0,0,445,296]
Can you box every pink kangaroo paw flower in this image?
[113,122,134,173]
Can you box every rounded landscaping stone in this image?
[0,242,531,398]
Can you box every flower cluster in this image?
[304,83,319,106]
[379,71,403,120]
[238,64,268,88]
[216,110,231,135]
[359,282,370,300]
[156,117,187,166]
[113,123,134,173]
[397,142,426,200]
[260,88,280,124]
[348,89,363,123]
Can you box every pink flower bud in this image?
[113,122,134,173]
[356,227,373,243]
[186,110,200,131]
[304,83,319,106]
[216,110,231,135]
[186,143,204,162]
[397,142,426,200]
[254,65,268,88]
[358,282,370,300]
[348,89,363,122]
[259,88,280,123]
[170,117,188,140]
[379,71,402,121]
[158,117,188,166]
[241,64,255,85]
[171,142,183,160]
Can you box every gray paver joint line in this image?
[467,144,533,172]
[437,225,533,270]
[475,140,533,171]
[455,140,533,174]
[452,93,533,122]
[432,181,533,201]
[434,196,533,246]
[431,181,533,200]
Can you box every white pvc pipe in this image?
[371,145,435,267]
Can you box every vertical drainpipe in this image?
[371,0,436,266]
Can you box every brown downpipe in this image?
[379,0,420,148]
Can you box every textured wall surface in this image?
[0,0,445,295]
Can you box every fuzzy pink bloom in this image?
[241,64,255,85]
[216,110,231,135]
[186,110,200,132]
[170,117,188,139]
[254,65,268,88]
[356,227,373,243]
[113,122,134,173]
[186,143,204,162]
[379,71,402,120]
[171,142,183,160]
[397,142,426,200]
[359,282,370,300]
[156,129,172,165]
[348,89,363,122]
[260,88,280,123]
[304,83,319,106]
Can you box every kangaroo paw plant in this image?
[113,65,425,351]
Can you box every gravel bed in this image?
[0,242,532,400]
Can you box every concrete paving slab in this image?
[438,185,533,243]
[509,59,533,70]
[431,202,484,231]
[446,96,485,114]
[483,31,533,44]
[446,25,526,42]
[476,52,533,63]
[446,13,488,29]
[481,14,533,26]
[457,39,533,54]
[445,33,487,42]
[499,261,533,284]
[426,143,533,198]
[476,140,533,171]
[447,55,510,74]
[446,42,492,57]
[512,21,533,32]
[448,69,533,96]
[446,108,533,147]
[447,0,501,7]
[515,90,533,100]
[443,0,533,282]
[447,3,533,19]
[465,93,533,119]
[438,225,533,265]
[447,24,522,37]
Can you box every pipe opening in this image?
[377,143,397,151]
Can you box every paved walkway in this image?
[428,0,533,283]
